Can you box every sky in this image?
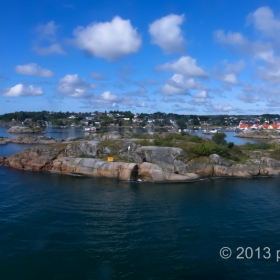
[2,0,280,115]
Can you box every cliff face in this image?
[3,141,280,182]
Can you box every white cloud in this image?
[160,83,188,95]
[73,16,142,61]
[223,74,238,84]
[100,91,121,102]
[215,60,245,85]
[137,101,147,107]
[15,63,54,77]
[56,74,97,98]
[90,72,105,80]
[82,90,124,108]
[149,14,185,54]
[213,104,233,112]
[33,43,66,55]
[158,74,208,95]
[193,90,209,98]
[214,30,271,57]
[157,56,209,77]
[188,91,210,106]
[161,96,186,103]
[35,21,58,41]
[255,53,280,84]
[3,84,43,97]
[247,6,280,38]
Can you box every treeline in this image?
[0,111,84,122]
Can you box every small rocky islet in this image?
[1,130,280,182]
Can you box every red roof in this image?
[270,124,279,129]
[239,123,249,128]
[261,124,269,129]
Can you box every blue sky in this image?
[2,0,280,115]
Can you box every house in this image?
[268,124,280,129]
[260,124,269,129]
[239,123,249,129]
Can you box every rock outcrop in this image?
[0,156,6,166]
[64,140,99,157]
[52,157,138,180]
[51,157,199,182]
[236,130,280,139]
[6,146,64,171]
[3,143,280,182]
[7,126,46,134]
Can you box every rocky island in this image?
[1,131,280,182]
[7,126,46,134]
[236,129,280,139]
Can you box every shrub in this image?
[212,133,227,145]
[191,142,229,157]
[227,142,234,149]
[241,142,271,150]
[188,135,202,143]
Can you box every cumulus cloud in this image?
[100,91,122,102]
[157,56,209,77]
[33,21,66,56]
[223,73,238,84]
[82,90,124,108]
[215,60,245,85]
[137,101,147,107]
[158,74,208,95]
[73,16,142,61]
[214,29,271,57]
[193,90,209,99]
[161,96,186,103]
[247,6,280,38]
[15,63,54,77]
[212,104,233,112]
[35,21,58,41]
[188,90,211,106]
[56,74,97,98]
[33,43,66,55]
[90,72,105,80]
[3,84,43,97]
[149,14,185,54]
[255,54,280,84]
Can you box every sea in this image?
[1,127,279,280]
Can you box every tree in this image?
[177,117,187,129]
[212,133,227,145]
[191,118,200,126]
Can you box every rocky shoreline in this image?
[6,126,46,134]
[1,137,280,182]
[236,130,280,139]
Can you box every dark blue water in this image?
[1,166,280,279]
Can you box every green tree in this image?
[212,133,227,145]
[177,117,187,129]
[191,118,200,125]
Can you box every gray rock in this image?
[209,154,233,167]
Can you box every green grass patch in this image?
[240,142,272,150]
